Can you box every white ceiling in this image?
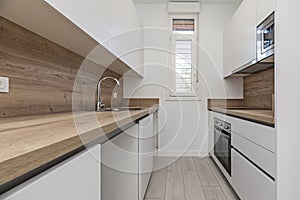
[133,0,242,4]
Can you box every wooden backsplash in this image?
[0,17,123,118]
[243,68,274,109]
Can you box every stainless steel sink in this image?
[97,107,143,112]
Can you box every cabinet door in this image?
[139,114,154,200]
[257,0,276,25]
[232,149,275,200]
[1,145,101,200]
[101,125,139,200]
[223,0,257,77]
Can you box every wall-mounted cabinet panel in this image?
[223,0,257,77]
[45,0,144,77]
[257,0,276,25]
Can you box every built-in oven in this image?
[257,12,275,61]
[214,118,231,176]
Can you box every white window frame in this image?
[167,14,201,101]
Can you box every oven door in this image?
[214,127,231,175]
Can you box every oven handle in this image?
[215,130,230,139]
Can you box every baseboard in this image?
[157,150,208,157]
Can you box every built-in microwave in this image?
[230,12,275,76]
[257,12,275,61]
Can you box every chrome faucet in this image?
[97,76,120,111]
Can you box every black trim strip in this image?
[209,109,275,128]
[231,146,275,182]
[0,114,150,195]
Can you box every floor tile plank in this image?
[183,171,206,200]
[193,157,219,186]
[165,171,185,200]
[168,157,182,172]
[206,158,240,200]
[145,168,167,199]
[203,186,227,200]
[181,157,196,171]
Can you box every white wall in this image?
[276,0,300,199]
[124,3,242,156]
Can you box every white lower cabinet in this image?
[1,145,101,200]
[101,115,155,200]
[232,149,275,200]
[139,114,154,200]
[101,124,139,200]
[232,133,276,178]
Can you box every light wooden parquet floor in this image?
[144,157,240,200]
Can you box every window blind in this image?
[172,19,195,34]
[175,40,193,93]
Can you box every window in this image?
[168,15,200,100]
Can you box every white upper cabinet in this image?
[223,0,257,77]
[257,0,276,25]
[45,0,144,76]
[223,0,276,77]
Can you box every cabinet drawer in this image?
[232,149,275,200]
[232,133,276,178]
[228,115,276,153]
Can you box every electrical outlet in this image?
[113,92,118,99]
[0,77,9,93]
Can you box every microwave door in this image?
[262,22,275,54]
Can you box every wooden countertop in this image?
[208,107,274,127]
[0,107,158,187]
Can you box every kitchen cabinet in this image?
[229,114,276,200]
[101,115,156,200]
[44,0,144,76]
[101,124,139,200]
[232,149,275,200]
[1,145,101,200]
[257,0,276,25]
[209,111,276,199]
[223,0,257,77]
[232,132,276,178]
[139,114,154,200]
[228,114,276,153]
[223,0,276,77]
